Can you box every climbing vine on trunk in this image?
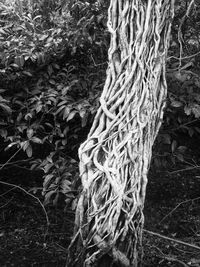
[67,0,174,266]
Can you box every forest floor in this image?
[1,137,200,267]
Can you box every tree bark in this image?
[67,0,174,266]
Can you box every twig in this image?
[0,181,50,226]
[1,164,32,171]
[91,54,108,67]
[0,197,14,208]
[153,246,189,267]
[144,229,200,251]
[0,158,33,167]
[0,187,16,198]
[0,148,21,171]
[168,119,199,132]
[161,255,189,267]
[168,165,200,174]
[159,196,200,224]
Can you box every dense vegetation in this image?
[1,0,200,266]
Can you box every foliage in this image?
[0,0,107,206]
[152,0,200,169]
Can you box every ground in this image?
[1,135,200,266]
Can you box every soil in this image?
[1,136,200,267]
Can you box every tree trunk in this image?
[67,0,174,266]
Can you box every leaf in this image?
[7,142,17,149]
[188,127,194,137]
[39,34,48,41]
[174,71,189,82]
[67,110,77,122]
[25,21,34,32]
[192,105,200,118]
[58,100,68,107]
[184,106,191,116]
[26,145,32,158]
[21,141,29,151]
[43,174,54,188]
[62,86,70,95]
[71,198,78,210]
[0,103,12,114]
[154,158,161,168]
[31,137,42,144]
[44,190,55,205]
[22,71,33,77]
[176,153,184,162]
[62,139,67,146]
[25,113,32,120]
[19,56,24,67]
[162,134,171,145]
[177,146,187,153]
[52,193,59,206]
[195,127,200,134]
[0,28,6,34]
[44,163,53,173]
[27,129,34,139]
[36,103,43,113]
[49,79,56,85]
[171,100,182,108]
[55,105,65,115]
[0,129,7,139]
[63,106,70,120]
[171,140,177,153]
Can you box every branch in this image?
[159,196,200,224]
[0,148,21,171]
[0,158,33,167]
[144,229,200,251]
[153,246,189,267]
[161,256,189,267]
[0,181,50,227]
[167,165,200,174]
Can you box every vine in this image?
[67,1,175,266]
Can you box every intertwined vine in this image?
[67,1,174,266]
